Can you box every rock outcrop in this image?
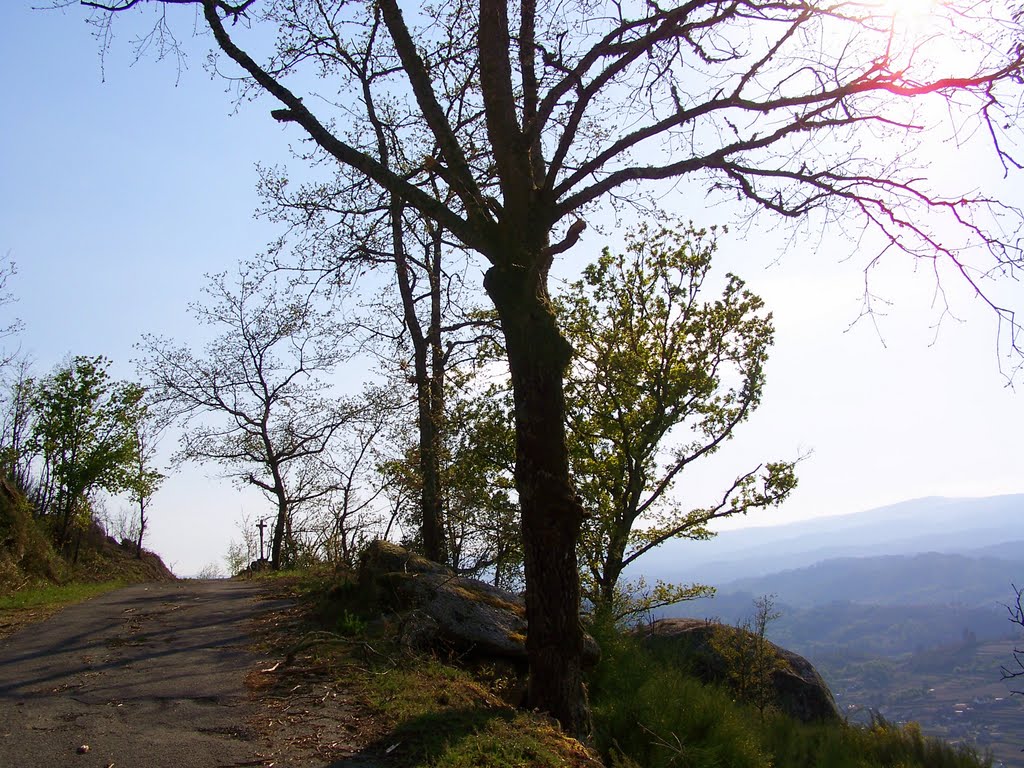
[637,617,841,723]
[357,540,599,665]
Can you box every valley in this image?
[816,640,1024,767]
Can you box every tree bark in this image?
[392,203,447,565]
[135,496,146,558]
[270,494,287,569]
[484,259,591,739]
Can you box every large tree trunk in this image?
[270,495,287,570]
[484,261,591,740]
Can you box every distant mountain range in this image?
[637,494,1024,586]
[721,549,1024,609]
[638,495,1024,657]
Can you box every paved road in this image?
[0,579,288,768]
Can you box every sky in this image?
[2,2,1023,577]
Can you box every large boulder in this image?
[357,541,599,666]
[637,618,840,724]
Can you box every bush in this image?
[588,622,990,768]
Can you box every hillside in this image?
[0,476,174,595]
[224,552,995,768]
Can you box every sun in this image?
[874,0,941,33]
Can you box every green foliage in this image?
[333,608,367,636]
[417,224,798,606]
[560,224,797,620]
[0,478,65,590]
[708,595,786,718]
[588,622,991,768]
[28,356,148,550]
[380,378,523,587]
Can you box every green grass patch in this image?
[367,658,594,768]
[0,579,125,611]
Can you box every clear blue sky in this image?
[3,2,1023,576]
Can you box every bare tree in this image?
[259,133,493,567]
[68,0,1024,735]
[0,356,36,493]
[136,268,361,569]
[0,256,23,372]
[123,396,165,557]
[297,386,397,568]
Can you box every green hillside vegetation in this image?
[0,471,173,627]
[0,354,172,617]
[263,570,994,768]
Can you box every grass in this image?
[0,579,126,610]
[0,579,128,642]
[252,568,601,768]
[588,621,993,768]
[368,658,594,768]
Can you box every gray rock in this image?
[637,617,840,723]
[357,540,599,666]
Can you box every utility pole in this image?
[256,517,268,562]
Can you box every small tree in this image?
[28,356,143,552]
[562,224,796,621]
[710,594,785,719]
[122,392,165,557]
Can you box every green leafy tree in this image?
[380,378,523,586]
[29,356,143,552]
[562,224,797,622]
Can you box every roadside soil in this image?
[0,579,393,768]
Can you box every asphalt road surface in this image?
[0,579,288,768]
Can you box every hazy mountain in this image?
[636,494,1024,586]
[657,548,1023,657]
[658,594,1017,658]
[720,550,1024,609]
